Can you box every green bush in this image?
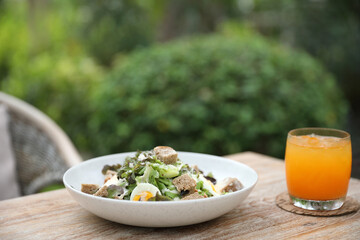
[90,29,348,157]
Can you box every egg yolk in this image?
[211,183,216,193]
[133,191,154,201]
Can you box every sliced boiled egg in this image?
[130,183,161,201]
[199,175,219,197]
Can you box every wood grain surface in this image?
[1,152,359,240]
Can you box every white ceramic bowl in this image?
[63,152,258,227]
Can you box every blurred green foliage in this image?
[0,1,29,81]
[0,0,353,159]
[235,0,360,111]
[89,26,347,157]
[2,52,102,149]
[0,0,103,150]
[77,0,154,66]
[291,0,360,110]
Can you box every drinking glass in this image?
[285,128,352,210]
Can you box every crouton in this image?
[215,177,243,194]
[94,185,108,197]
[182,192,206,200]
[172,174,196,192]
[104,170,117,183]
[154,146,178,164]
[81,184,100,194]
[192,165,201,174]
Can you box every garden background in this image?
[1,0,359,178]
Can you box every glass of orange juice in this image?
[285,128,352,210]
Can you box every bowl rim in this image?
[63,151,258,206]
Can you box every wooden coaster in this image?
[276,192,360,217]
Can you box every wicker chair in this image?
[0,92,82,195]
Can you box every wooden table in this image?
[1,152,359,239]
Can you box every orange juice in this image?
[285,134,352,201]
